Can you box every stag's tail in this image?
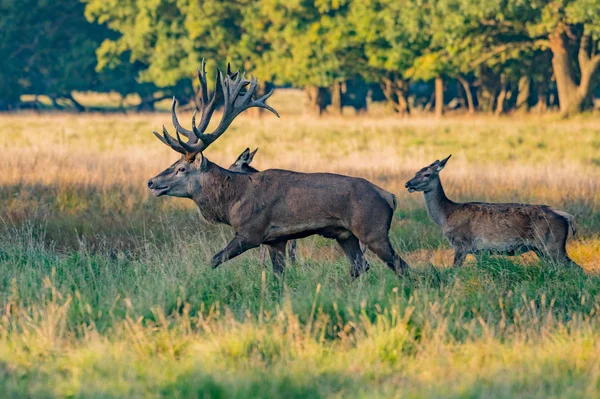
[552,209,577,236]
[384,192,397,211]
[375,187,397,212]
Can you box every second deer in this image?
[229,148,297,265]
[405,155,580,268]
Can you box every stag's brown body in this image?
[229,148,297,265]
[147,61,408,279]
[405,155,579,267]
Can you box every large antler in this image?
[153,60,279,157]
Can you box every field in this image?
[1,92,600,398]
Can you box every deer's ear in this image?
[436,154,452,171]
[192,152,206,169]
[247,148,258,164]
[236,148,251,163]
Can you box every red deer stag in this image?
[229,148,297,265]
[405,155,580,268]
[147,61,408,279]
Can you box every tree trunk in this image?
[535,83,548,114]
[65,93,85,112]
[515,75,531,112]
[304,86,327,116]
[49,95,64,110]
[495,74,508,116]
[549,29,600,117]
[381,76,410,116]
[137,94,170,112]
[118,95,127,114]
[457,75,475,113]
[330,81,343,115]
[434,76,444,117]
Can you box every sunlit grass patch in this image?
[568,237,600,272]
[1,106,600,397]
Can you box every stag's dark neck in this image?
[423,177,456,227]
[191,160,250,225]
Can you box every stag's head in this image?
[229,148,259,173]
[405,155,451,193]
[147,61,279,198]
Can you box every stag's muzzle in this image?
[147,178,169,197]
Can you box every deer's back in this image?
[234,169,395,240]
[445,202,568,252]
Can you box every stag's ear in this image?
[436,154,452,171]
[192,152,207,170]
[246,148,258,164]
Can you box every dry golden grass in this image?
[1,98,600,397]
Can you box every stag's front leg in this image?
[210,235,260,268]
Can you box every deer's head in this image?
[229,148,259,173]
[405,155,451,193]
[147,61,278,198]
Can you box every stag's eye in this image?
[177,167,186,173]
[423,173,432,178]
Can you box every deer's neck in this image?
[423,178,455,227]
[192,162,249,225]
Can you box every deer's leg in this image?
[534,225,582,268]
[453,248,467,267]
[267,241,288,277]
[337,234,370,280]
[534,247,581,268]
[210,235,260,268]
[287,240,298,265]
[359,241,368,255]
[259,245,268,266]
[366,238,409,276]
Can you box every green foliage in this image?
[2,0,599,113]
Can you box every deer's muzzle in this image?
[147,179,169,197]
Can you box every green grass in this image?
[0,226,599,398]
[1,107,600,397]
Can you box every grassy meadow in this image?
[1,91,600,397]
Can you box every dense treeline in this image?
[2,0,599,117]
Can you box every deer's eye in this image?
[423,173,431,178]
[177,167,186,173]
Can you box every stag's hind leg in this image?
[535,225,581,268]
[267,241,288,278]
[337,234,370,280]
[287,240,298,265]
[452,247,468,267]
[365,237,409,276]
[534,245,581,268]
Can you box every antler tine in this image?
[227,62,240,80]
[152,62,279,156]
[171,97,196,141]
[206,72,279,143]
[175,127,203,154]
[250,87,280,118]
[192,67,223,138]
[197,59,208,106]
[157,125,187,154]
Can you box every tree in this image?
[1,0,107,110]
[349,0,432,115]
[448,0,600,117]
[242,0,362,115]
[540,0,600,116]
